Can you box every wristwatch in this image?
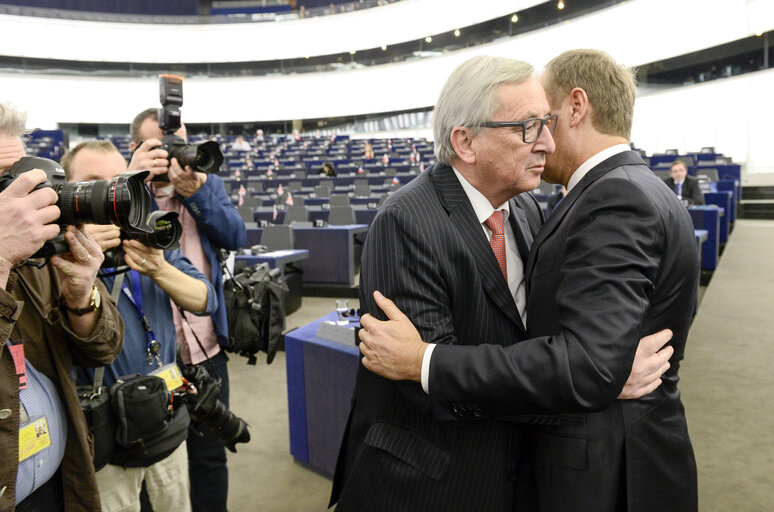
[63,286,101,316]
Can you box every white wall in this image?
[632,68,774,180]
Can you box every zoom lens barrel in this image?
[56,170,153,234]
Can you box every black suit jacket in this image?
[429,151,699,512]
[663,175,705,205]
[330,163,544,511]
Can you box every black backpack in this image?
[223,262,289,365]
[109,374,190,468]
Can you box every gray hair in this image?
[0,102,27,137]
[433,56,534,164]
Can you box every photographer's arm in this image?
[178,173,246,250]
[122,239,214,314]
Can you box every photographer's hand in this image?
[168,158,206,198]
[122,239,164,277]
[84,224,122,252]
[0,169,60,288]
[51,225,104,337]
[128,138,170,180]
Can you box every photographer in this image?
[64,141,217,512]
[0,103,123,511]
[129,108,245,512]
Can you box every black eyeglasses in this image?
[471,114,558,143]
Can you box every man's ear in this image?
[567,87,590,128]
[450,126,477,165]
[129,141,138,151]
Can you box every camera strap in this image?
[120,270,162,368]
[176,305,220,381]
[84,272,126,393]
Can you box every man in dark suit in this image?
[358,49,698,512]
[331,55,673,512]
[664,160,705,205]
[330,55,552,512]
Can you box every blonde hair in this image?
[0,102,27,137]
[543,49,637,139]
[60,140,120,180]
[433,56,534,164]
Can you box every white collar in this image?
[566,144,631,193]
[452,166,510,224]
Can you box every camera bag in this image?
[223,261,289,365]
[76,368,116,471]
[109,373,190,468]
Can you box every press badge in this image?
[150,363,184,391]
[18,417,51,462]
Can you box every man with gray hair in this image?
[0,102,123,511]
[329,54,554,512]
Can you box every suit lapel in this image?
[525,150,646,281]
[431,164,525,334]
[508,197,535,264]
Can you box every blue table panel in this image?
[689,206,722,271]
[285,312,360,476]
[703,192,732,243]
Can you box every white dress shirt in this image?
[420,168,527,393]
[566,144,631,193]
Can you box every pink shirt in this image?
[154,185,221,365]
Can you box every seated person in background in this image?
[231,135,251,152]
[63,140,217,512]
[363,142,374,160]
[548,185,567,211]
[664,160,704,205]
[318,161,337,177]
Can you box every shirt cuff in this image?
[420,343,437,395]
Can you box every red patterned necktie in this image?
[484,210,507,281]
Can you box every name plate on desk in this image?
[316,321,358,347]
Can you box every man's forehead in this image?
[139,117,186,140]
[496,80,551,119]
[71,149,126,179]
[139,117,164,138]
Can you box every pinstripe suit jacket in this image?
[428,152,699,512]
[330,163,544,511]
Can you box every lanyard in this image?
[120,270,162,368]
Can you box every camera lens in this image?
[56,170,153,234]
[138,210,182,250]
[175,141,223,174]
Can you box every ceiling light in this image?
[381,44,387,51]
[755,31,763,36]
[557,1,565,9]
[511,14,519,23]
[425,36,432,43]
[349,50,356,55]
[454,29,461,37]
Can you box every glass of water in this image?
[336,299,349,326]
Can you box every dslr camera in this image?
[176,362,250,453]
[0,156,153,258]
[153,74,223,180]
[102,210,183,268]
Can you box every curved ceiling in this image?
[0,0,543,63]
